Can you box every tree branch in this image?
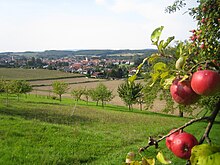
[139,99,220,152]
[199,99,220,144]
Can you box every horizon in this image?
[0,0,198,52]
[0,48,157,54]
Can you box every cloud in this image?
[95,0,197,44]
[95,0,107,5]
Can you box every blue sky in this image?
[0,0,198,52]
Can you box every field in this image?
[0,94,219,164]
[0,68,83,80]
[0,68,183,114]
[31,78,150,110]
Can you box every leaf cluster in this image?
[89,83,114,107]
[117,81,143,110]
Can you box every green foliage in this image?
[52,81,69,102]
[156,151,171,164]
[71,87,85,102]
[190,144,220,165]
[198,92,220,112]
[9,80,32,101]
[83,88,91,105]
[165,0,186,13]
[189,0,220,69]
[89,83,114,107]
[118,81,143,110]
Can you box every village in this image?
[0,53,144,79]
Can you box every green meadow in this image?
[0,94,219,164]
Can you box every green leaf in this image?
[156,151,171,164]
[163,36,175,49]
[176,42,183,56]
[160,71,169,79]
[179,74,189,82]
[190,144,220,165]
[129,161,140,165]
[153,62,167,72]
[126,152,135,163]
[150,72,160,87]
[151,26,164,45]
[142,157,155,165]
[128,75,137,84]
[158,40,164,52]
[128,56,149,84]
[148,54,160,64]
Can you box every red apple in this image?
[171,132,198,160]
[170,79,200,105]
[200,43,205,49]
[191,70,220,96]
[166,129,180,151]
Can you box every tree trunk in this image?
[179,109,183,117]
[101,100,104,108]
[128,104,131,110]
[140,103,142,111]
[59,95,61,102]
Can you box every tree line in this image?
[52,80,143,110]
[0,79,144,110]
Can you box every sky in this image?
[0,0,198,52]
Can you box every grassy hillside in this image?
[0,94,219,164]
[0,68,83,80]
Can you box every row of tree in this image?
[0,78,144,110]
[0,79,32,106]
[1,77,216,117]
[51,80,144,110]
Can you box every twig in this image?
[139,115,209,152]
[139,98,220,152]
[199,99,220,144]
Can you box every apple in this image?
[171,132,198,160]
[166,129,181,151]
[170,79,200,105]
[200,43,205,49]
[191,70,220,96]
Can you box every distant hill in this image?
[0,49,157,58]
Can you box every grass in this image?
[0,94,219,165]
[0,68,83,80]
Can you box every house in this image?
[91,72,105,78]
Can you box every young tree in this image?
[89,88,100,106]
[83,88,90,105]
[9,80,32,101]
[1,80,13,106]
[52,81,69,102]
[117,81,143,110]
[71,88,85,102]
[10,80,22,101]
[89,83,114,107]
[21,80,32,98]
[96,83,114,107]
[136,90,145,111]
